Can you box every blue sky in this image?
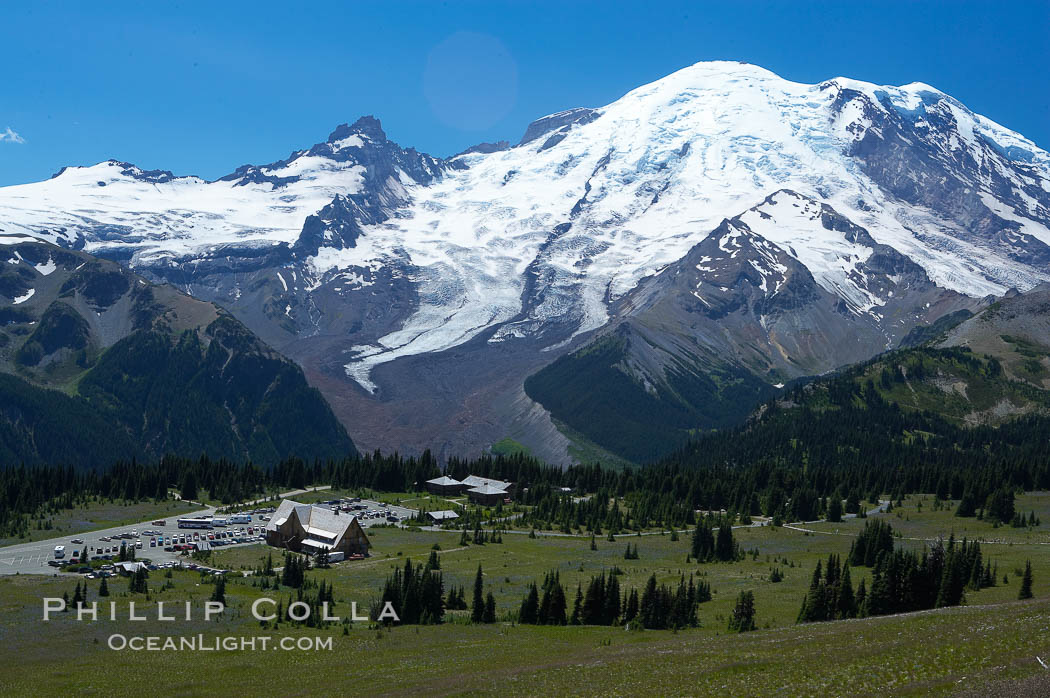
[1,1,1047,186]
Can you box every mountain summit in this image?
[1,61,1048,462]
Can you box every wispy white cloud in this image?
[0,127,25,144]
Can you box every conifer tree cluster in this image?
[378,557,445,625]
[280,552,309,589]
[691,515,739,562]
[555,571,705,629]
[797,555,858,622]
[800,534,999,624]
[445,585,468,610]
[268,581,336,628]
[71,581,87,609]
[518,570,568,625]
[578,571,623,626]
[128,567,148,594]
[469,565,496,624]
[848,520,895,567]
[1010,511,1041,528]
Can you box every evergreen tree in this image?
[835,564,856,619]
[984,488,1015,524]
[1019,560,1034,600]
[798,560,826,623]
[581,572,607,625]
[691,519,715,561]
[623,588,639,624]
[603,573,621,625]
[471,565,485,623]
[728,590,756,632]
[827,498,843,523]
[715,518,736,561]
[955,489,977,517]
[519,583,539,624]
[548,579,568,625]
[935,537,966,609]
[639,573,659,628]
[570,583,583,625]
[211,575,226,604]
[180,470,199,501]
[854,578,867,617]
[483,592,497,623]
[99,576,109,597]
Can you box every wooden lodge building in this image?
[264,499,370,557]
[425,476,465,495]
[425,474,514,505]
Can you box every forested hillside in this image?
[524,333,773,463]
[0,241,355,467]
[0,319,355,467]
[653,345,1050,519]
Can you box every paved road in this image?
[224,486,332,511]
[419,502,892,538]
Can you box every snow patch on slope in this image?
[12,289,34,304]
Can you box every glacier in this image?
[1,61,1048,396]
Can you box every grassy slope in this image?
[2,494,1049,696]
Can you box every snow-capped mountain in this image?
[0,115,442,265]
[1,61,1048,462]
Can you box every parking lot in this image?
[0,495,418,576]
[0,506,269,575]
[309,497,416,527]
